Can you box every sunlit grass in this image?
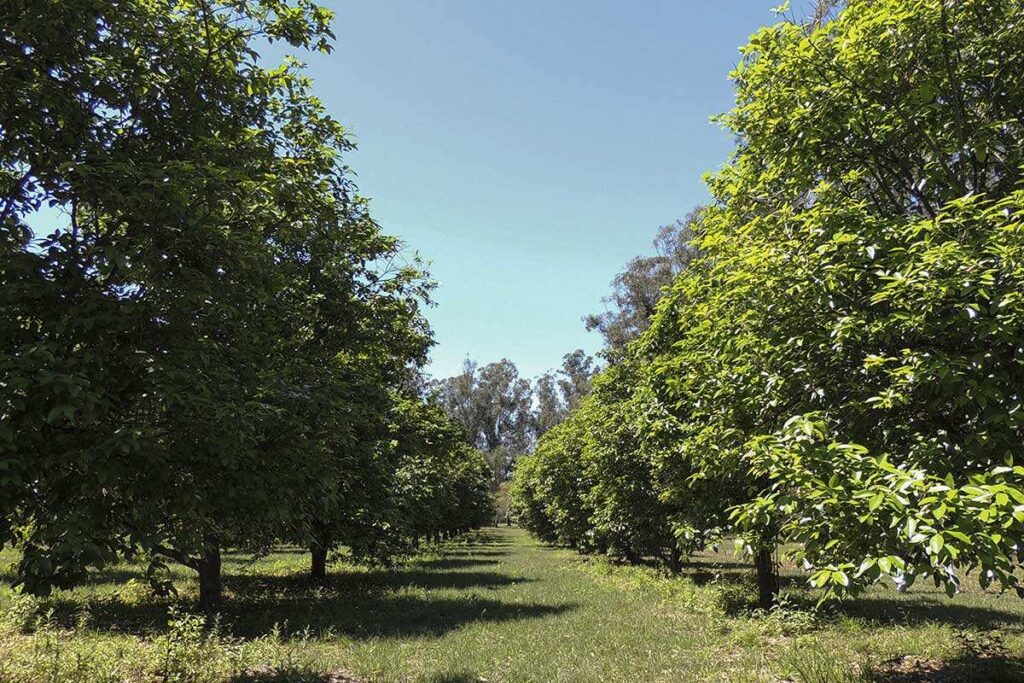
[2,528,1024,682]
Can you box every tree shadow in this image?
[78,567,148,585]
[43,561,570,641]
[839,595,1024,631]
[445,550,510,558]
[456,533,512,548]
[233,590,573,640]
[870,653,1024,682]
[415,558,498,570]
[53,588,574,641]
[252,568,534,595]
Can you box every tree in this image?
[516,0,1024,609]
[433,358,534,476]
[584,216,700,358]
[648,0,1024,604]
[532,350,598,438]
[511,359,677,568]
[581,360,677,567]
[0,0,439,608]
[517,413,595,551]
[509,453,557,543]
[390,398,494,550]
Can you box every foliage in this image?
[584,215,700,358]
[0,0,482,605]
[516,0,1024,607]
[512,359,676,564]
[510,413,594,550]
[433,359,534,456]
[390,399,495,549]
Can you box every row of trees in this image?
[1,0,491,608]
[428,218,700,497]
[514,0,1024,608]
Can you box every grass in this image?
[1,528,1023,682]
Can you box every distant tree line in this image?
[0,0,492,608]
[513,0,1024,608]
[431,352,597,493]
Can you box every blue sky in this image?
[288,1,782,380]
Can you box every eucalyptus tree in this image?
[433,358,534,488]
[533,349,598,437]
[584,215,700,359]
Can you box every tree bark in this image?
[310,528,330,582]
[669,546,682,574]
[197,540,222,610]
[754,547,780,609]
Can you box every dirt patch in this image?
[234,666,364,682]
[874,656,950,682]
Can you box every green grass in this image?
[2,527,1024,682]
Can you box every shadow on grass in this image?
[842,595,1024,630]
[232,568,534,596]
[78,567,148,585]
[416,558,498,570]
[445,550,510,559]
[233,590,573,640]
[54,589,574,641]
[456,534,512,548]
[870,653,1024,682]
[44,562,570,641]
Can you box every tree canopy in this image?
[513,0,1024,607]
[1,0,491,607]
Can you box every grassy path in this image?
[338,526,745,682]
[333,527,1024,682]
[5,527,1024,682]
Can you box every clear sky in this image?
[287,1,782,380]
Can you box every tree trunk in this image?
[669,546,682,574]
[197,540,222,610]
[754,547,780,609]
[310,536,329,583]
